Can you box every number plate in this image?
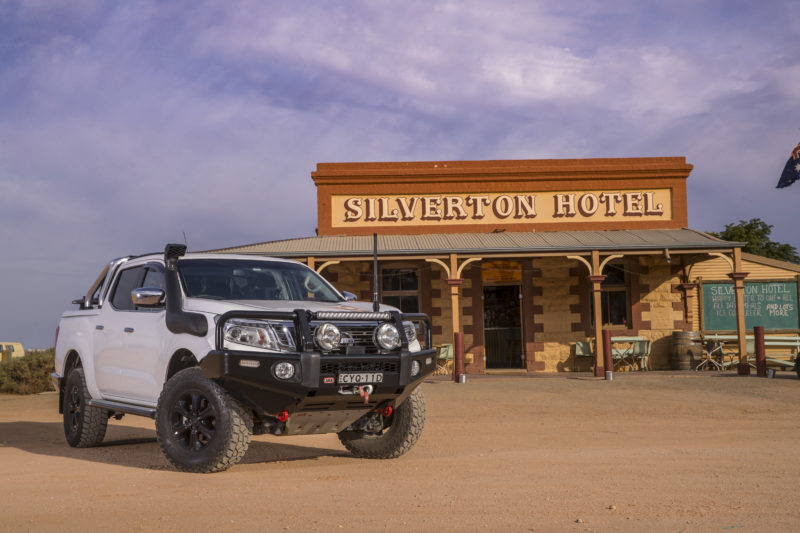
[338,372,384,384]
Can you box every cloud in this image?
[1,0,799,347]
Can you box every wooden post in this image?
[754,326,766,377]
[602,329,613,379]
[454,332,465,382]
[591,249,606,378]
[730,248,749,375]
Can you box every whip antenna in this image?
[372,233,380,311]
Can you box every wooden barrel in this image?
[671,331,701,370]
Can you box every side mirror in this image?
[131,287,165,308]
[342,291,357,302]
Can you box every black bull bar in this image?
[200,310,436,419]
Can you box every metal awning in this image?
[208,228,741,258]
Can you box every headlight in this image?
[374,322,401,350]
[223,319,294,352]
[315,323,341,351]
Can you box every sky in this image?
[1,0,799,348]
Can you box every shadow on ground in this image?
[0,421,347,471]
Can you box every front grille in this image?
[320,361,399,374]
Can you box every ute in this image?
[53,244,435,472]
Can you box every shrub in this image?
[0,348,55,394]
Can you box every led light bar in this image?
[314,311,392,321]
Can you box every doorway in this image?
[483,285,523,369]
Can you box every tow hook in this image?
[378,405,393,417]
[358,385,371,404]
[337,384,374,403]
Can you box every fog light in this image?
[411,359,421,377]
[273,361,296,380]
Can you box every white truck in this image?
[53,244,435,472]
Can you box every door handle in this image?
[95,325,104,330]
[124,327,134,333]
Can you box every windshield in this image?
[179,259,343,303]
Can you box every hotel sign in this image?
[332,189,672,228]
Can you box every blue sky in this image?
[1,0,799,348]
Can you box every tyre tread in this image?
[338,388,426,459]
[64,367,108,448]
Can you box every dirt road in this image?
[2,372,799,532]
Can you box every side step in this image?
[88,399,157,419]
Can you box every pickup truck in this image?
[53,244,436,472]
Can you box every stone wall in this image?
[532,257,585,372]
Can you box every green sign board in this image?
[702,281,799,331]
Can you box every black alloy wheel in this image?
[169,390,218,451]
[66,382,82,433]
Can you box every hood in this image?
[184,297,401,317]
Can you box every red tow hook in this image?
[276,410,289,422]
[358,385,370,404]
[378,405,393,417]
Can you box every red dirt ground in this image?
[1,371,799,532]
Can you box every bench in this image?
[702,334,800,369]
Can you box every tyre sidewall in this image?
[63,368,86,447]
[156,367,249,472]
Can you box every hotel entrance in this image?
[482,261,524,369]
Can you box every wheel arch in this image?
[165,349,198,381]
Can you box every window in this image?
[381,267,419,313]
[178,259,342,302]
[591,261,630,327]
[142,266,165,290]
[110,266,147,310]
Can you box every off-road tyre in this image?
[156,367,252,473]
[338,387,426,459]
[63,367,108,447]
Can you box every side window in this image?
[111,266,147,311]
[142,267,165,290]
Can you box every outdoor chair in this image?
[574,341,594,372]
[631,340,651,371]
[436,344,454,375]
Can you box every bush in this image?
[0,348,55,394]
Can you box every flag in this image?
[776,141,800,188]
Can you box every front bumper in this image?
[200,346,437,418]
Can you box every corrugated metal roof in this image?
[207,228,740,257]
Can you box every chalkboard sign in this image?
[702,281,799,331]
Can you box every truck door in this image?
[93,263,168,403]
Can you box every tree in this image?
[709,218,800,264]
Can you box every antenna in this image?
[182,232,188,246]
[372,233,380,312]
